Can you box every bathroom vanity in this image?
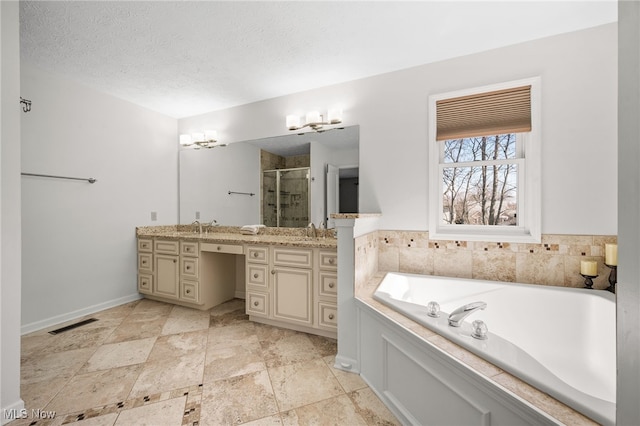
[136,225,337,338]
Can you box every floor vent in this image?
[48,318,98,335]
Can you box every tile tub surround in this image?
[18,299,398,426]
[352,229,615,425]
[371,231,617,290]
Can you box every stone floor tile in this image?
[161,305,211,335]
[114,396,186,425]
[349,387,401,426]
[281,394,367,425]
[323,355,368,393]
[199,370,278,425]
[269,358,343,412]
[203,340,266,382]
[79,337,156,373]
[44,364,143,415]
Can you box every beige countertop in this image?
[136,225,337,249]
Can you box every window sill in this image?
[428,227,541,244]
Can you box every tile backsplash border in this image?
[356,230,617,290]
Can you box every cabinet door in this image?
[272,267,313,326]
[155,254,179,299]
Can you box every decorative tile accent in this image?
[368,230,616,289]
[60,384,203,424]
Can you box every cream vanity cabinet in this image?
[245,245,337,338]
[137,238,154,294]
[137,237,242,310]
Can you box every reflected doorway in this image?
[326,165,359,228]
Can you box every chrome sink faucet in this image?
[448,301,487,327]
[307,222,317,239]
[191,220,202,234]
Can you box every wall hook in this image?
[20,97,32,113]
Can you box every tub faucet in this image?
[448,301,487,327]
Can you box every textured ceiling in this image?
[20,1,617,119]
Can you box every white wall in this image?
[20,65,179,332]
[617,1,640,423]
[1,0,25,421]
[179,142,260,225]
[179,23,617,235]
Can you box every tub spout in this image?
[448,301,487,327]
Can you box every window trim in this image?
[428,77,541,243]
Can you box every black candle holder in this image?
[605,264,617,294]
[580,274,598,290]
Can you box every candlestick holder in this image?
[580,274,598,290]
[605,264,617,293]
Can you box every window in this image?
[428,78,541,243]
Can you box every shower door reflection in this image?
[262,167,310,227]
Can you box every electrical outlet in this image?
[151,211,157,221]
[195,211,200,220]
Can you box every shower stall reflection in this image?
[262,167,310,227]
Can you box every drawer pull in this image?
[217,246,222,251]
[173,259,177,263]
[253,252,259,258]
[186,289,191,294]
[271,270,276,275]
[142,243,148,248]
[142,260,147,265]
[186,266,191,270]
[328,258,335,265]
[254,301,259,307]
[328,282,335,288]
[328,314,335,320]
[253,273,259,279]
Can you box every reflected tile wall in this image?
[359,231,617,290]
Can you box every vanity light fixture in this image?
[179,130,227,149]
[286,108,343,132]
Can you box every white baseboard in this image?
[21,293,143,335]
[2,399,25,425]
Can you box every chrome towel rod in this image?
[21,173,97,184]
[228,190,254,196]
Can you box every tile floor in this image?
[17,298,400,426]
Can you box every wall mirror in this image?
[179,125,359,228]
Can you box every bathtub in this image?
[373,272,616,426]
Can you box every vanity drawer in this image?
[154,239,179,255]
[138,253,153,273]
[138,274,152,294]
[180,280,200,304]
[181,257,199,279]
[181,241,199,257]
[319,251,337,270]
[138,238,153,253]
[319,272,337,298]
[247,264,268,289]
[318,302,337,329]
[201,242,244,255]
[246,246,268,264]
[273,248,313,268]
[246,291,269,317]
